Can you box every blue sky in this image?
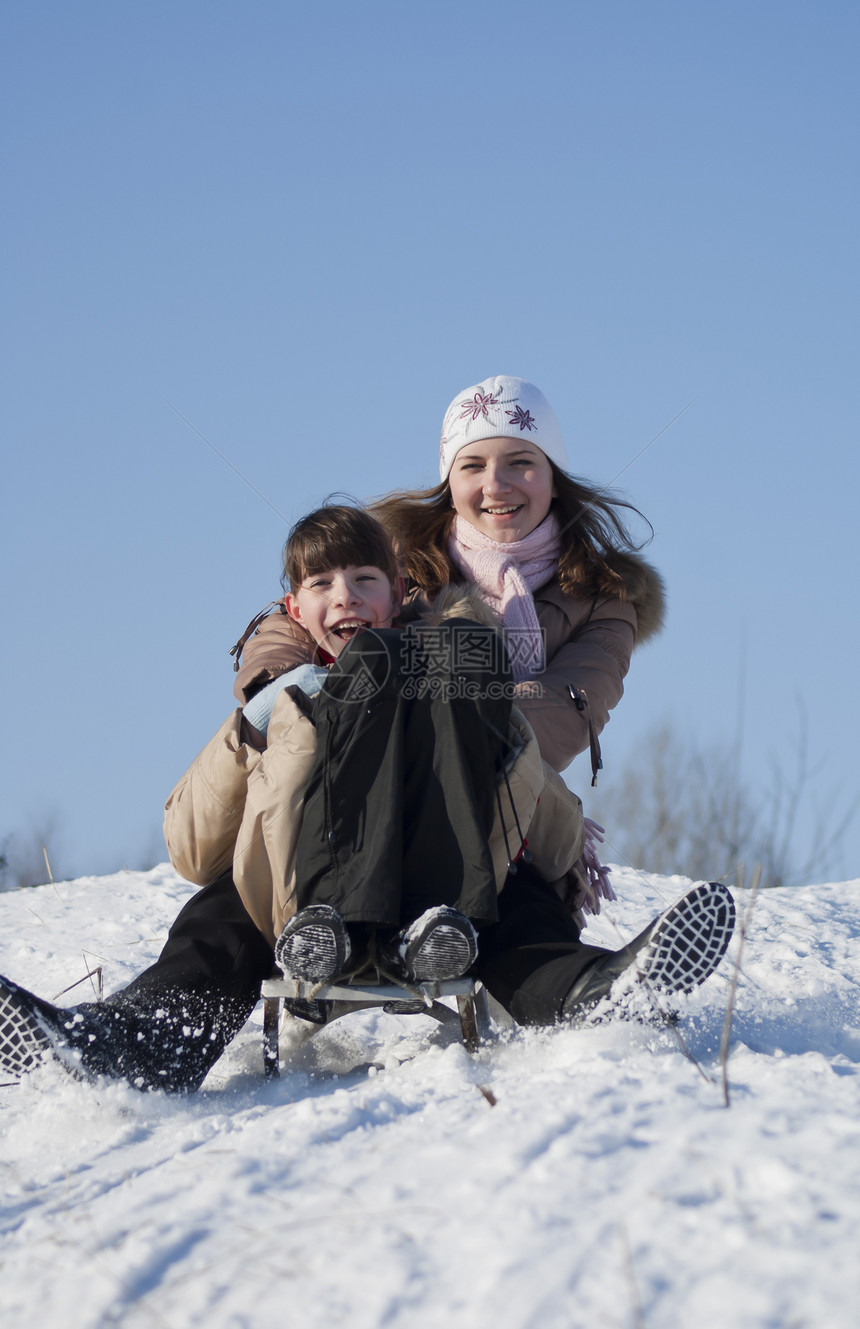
[2,0,858,881]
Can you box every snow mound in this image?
[1,866,859,1328]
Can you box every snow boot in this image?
[0,974,66,1079]
[274,905,353,983]
[561,881,736,1021]
[383,906,478,983]
[0,973,120,1082]
[0,971,256,1092]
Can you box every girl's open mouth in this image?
[331,620,369,642]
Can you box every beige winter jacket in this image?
[164,688,584,946]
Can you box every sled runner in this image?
[260,974,491,1076]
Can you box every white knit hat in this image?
[439,374,568,481]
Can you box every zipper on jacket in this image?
[567,683,603,787]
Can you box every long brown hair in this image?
[370,466,652,600]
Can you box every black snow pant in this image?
[475,865,610,1025]
[294,624,512,926]
[68,870,275,1093]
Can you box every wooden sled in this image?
[260,974,491,1077]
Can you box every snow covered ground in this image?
[1,864,859,1329]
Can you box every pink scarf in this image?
[448,514,561,681]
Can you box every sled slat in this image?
[259,976,488,1075]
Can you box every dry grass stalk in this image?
[719,863,761,1108]
[53,966,104,1003]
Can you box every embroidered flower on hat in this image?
[458,390,501,422]
[505,406,537,432]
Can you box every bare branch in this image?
[590,707,855,888]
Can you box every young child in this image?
[171,502,593,989]
[229,503,504,986]
[182,498,659,1018]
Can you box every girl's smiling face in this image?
[448,437,556,543]
[285,564,401,656]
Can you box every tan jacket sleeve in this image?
[163,710,264,886]
[232,688,318,945]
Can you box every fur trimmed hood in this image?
[404,583,500,631]
[600,550,666,645]
[403,551,666,649]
